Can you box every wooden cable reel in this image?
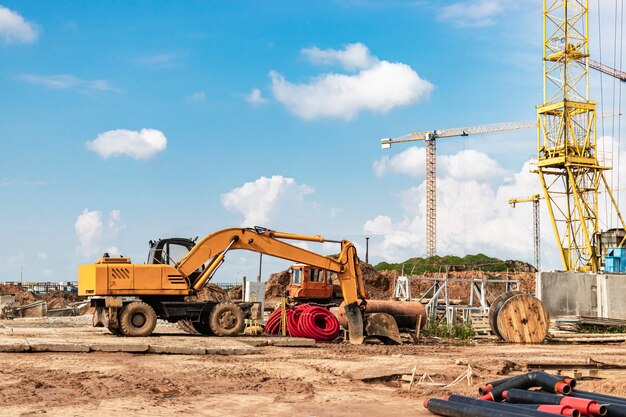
[489,291,549,344]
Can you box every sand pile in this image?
[186,283,230,302]
[0,284,23,296]
[264,271,290,300]
[227,285,243,301]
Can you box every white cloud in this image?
[21,74,118,92]
[108,210,124,235]
[135,52,179,68]
[105,246,120,257]
[246,88,269,105]
[36,252,48,260]
[188,91,206,102]
[75,209,124,258]
[270,43,433,120]
[438,0,504,28]
[374,147,507,181]
[302,42,378,71]
[0,178,46,186]
[75,209,103,257]
[0,6,38,44]
[367,147,555,266]
[374,146,425,177]
[86,128,167,160]
[221,175,314,227]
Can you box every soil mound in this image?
[227,285,243,301]
[186,283,229,302]
[0,284,22,296]
[264,270,290,300]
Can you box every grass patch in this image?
[421,319,475,339]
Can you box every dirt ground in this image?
[1,318,626,416]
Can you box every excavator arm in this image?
[175,227,367,343]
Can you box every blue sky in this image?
[0,1,624,282]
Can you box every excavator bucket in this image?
[343,302,365,344]
[364,312,402,345]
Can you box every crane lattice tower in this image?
[538,0,626,271]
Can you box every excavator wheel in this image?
[177,319,200,335]
[209,302,245,336]
[119,301,157,337]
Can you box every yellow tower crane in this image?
[508,194,541,271]
[538,0,626,271]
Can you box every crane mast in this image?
[382,120,539,257]
[509,194,541,271]
[538,0,626,271]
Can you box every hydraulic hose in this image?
[264,304,340,342]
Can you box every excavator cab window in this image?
[292,268,302,284]
[148,238,196,266]
[309,268,324,283]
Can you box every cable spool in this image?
[489,291,549,344]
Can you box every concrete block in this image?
[537,271,598,317]
[148,345,206,355]
[205,346,259,355]
[267,337,315,347]
[0,338,30,352]
[90,343,149,353]
[28,339,90,352]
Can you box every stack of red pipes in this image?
[264,304,340,342]
[424,371,626,417]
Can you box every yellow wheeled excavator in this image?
[79,226,402,344]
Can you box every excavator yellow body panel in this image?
[78,258,189,296]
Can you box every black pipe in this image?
[424,398,528,417]
[570,390,626,405]
[567,392,626,417]
[446,395,568,417]
[505,388,607,416]
[484,372,570,401]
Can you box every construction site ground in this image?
[1,317,626,416]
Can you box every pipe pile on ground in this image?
[264,304,340,341]
[424,371,626,417]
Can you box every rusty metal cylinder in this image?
[337,300,426,329]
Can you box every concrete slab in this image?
[205,346,259,355]
[148,345,207,355]
[27,338,90,352]
[0,338,30,352]
[90,343,150,353]
[237,336,316,347]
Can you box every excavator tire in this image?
[177,319,200,335]
[209,302,245,336]
[119,301,157,337]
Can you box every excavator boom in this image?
[174,227,367,343]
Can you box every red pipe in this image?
[265,304,340,341]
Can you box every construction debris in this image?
[555,315,626,332]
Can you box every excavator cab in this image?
[287,264,342,302]
[147,237,197,266]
